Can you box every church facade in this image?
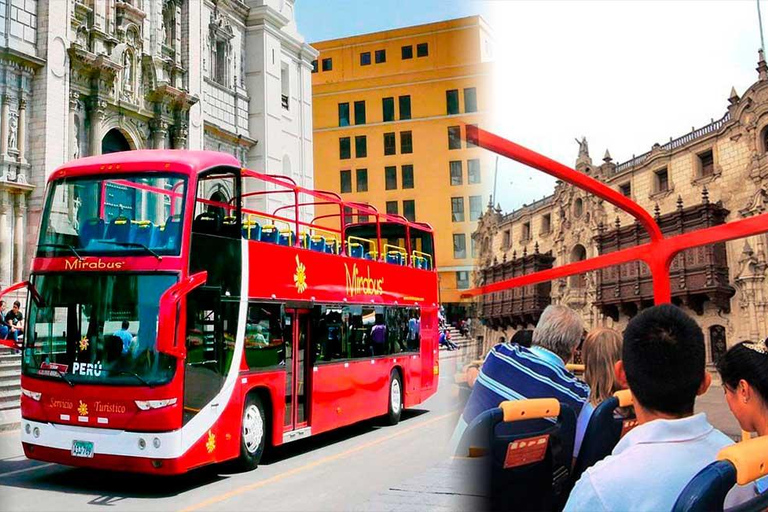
[0,0,317,291]
[474,53,768,369]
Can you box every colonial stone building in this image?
[474,52,768,369]
[0,0,317,291]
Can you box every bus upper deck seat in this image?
[456,398,577,512]
[220,216,240,238]
[260,225,278,244]
[80,218,105,247]
[673,435,768,512]
[348,243,364,259]
[192,211,221,235]
[105,217,133,243]
[365,249,378,261]
[310,235,326,252]
[156,215,181,248]
[386,251,404,265]
[242,221,262,241]
[278,230,295,246]
[325,239,338,254]
[572,390,636,484]
[131,221,156,247]
[412,255,425,269]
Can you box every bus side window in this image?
[245,303,284,369]
[312,306,345,363]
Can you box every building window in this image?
[358,206,370,223]
[382,97,395,122]
[355,135,367,158]
[386,201,398,215]
[402,165,414,189]
[464,87,478,113]
[450,161,463,186]
[311,60,318,73]
[403,200,415,221]
[281,64,290,110]
[400,131,413,154]
[655,167,669,193]
[468,159,481,184]
[340,170,352,193]
[541,213,551,234]
[322,58,332,71]
[448,126,462,150]
[338,102,350,127]
[360,52,371,66]
[213,39,230,86]
[385,166,397,190]
[451,197,465,222]
[698,149,714,177]
[466,124,478,147]
[456,271,469,290]
[573,197,583,218]
[356,169,368,192]
[399,95,411,120]
[619,182,631,197]
[446,89,459,115]
[453,234,467,259]
[469,196,482,221]
[375,49,386,63]
[503,229,511,249]
[401,45,413,59]
[339,137,351,160]
[344,206,353,225]
[354,100,366,125]
[384,132,396,155]
[416,42,429,57]
[570,245,587,288]
[522,221,531,241]
[763,127,768,154]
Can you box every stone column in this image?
[172,122,188,150]
[151,119,168,150]
[13,194,25,283]
[90,99,107,156]
[17,99,26,163]
[0,190,9,287]
[69,92,80,160]
[0,94,10,159]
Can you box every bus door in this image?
[283,308,312,439]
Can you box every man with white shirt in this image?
[565,304,750,511]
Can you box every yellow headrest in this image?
[311,235,325,241]
[262,225,276,231]
[133,220,152,227]
[115,219,128,225]
[613,389,634,408]
[500,398,560,423]
[349,242,362,248]
[717,435,768,485]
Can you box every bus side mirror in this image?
[157,271,207,358]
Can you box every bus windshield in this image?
[22,273,177,386]
[38,174,187,257]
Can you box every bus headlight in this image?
[138,438,146,450]
[153,437,161,449]
[33,427,40,438]
[24,423,30,434]
[21,388,41,401]
[135,398,177,411]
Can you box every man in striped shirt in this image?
[451,305,590,452]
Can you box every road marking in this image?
[0,462,55,478]
[179,411,457,512]
[0,429,20,437]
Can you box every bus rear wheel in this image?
[385,370,403,425]
[237,394,266,471]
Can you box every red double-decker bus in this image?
[6,150,439,474]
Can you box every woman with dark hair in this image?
[717,339,768,496]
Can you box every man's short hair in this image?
[13,300,20,308]
[623,304,704,416]
[122,320,130,329]
[532,305,583,362]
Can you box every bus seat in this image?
[105,217,133,243]
[158,215,182,248]
[412,255,424,269]
[348,242,364,259]
[278,230,295,246]
[325,238,338,254]
[79,218,105,246]
[132,221,155,246]
[456,398,577,512]
[673,435,768,512]
[310,235,326,252]
[386,251,404,265]
[220,216,240,238]
[260,225,278,244]
[300,232,310,249]
[193,211,221,235]
[572,390,636,483]
[242,221,262,241]
[365,249,378,261]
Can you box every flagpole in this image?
[759,0,766,54]
[492,156,499,207]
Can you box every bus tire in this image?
[237,394,266,471]
[385,370,403,425]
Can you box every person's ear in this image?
[615,360,628,389]
[697,371,712,396]
[739,379,752,403]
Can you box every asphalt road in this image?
[0,350,464,512]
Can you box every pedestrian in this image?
[0,300,8,340]
[5,300,24,344]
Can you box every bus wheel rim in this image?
[243,404,263,453]
[391,378,401,415]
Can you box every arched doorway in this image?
[102,128,131,154]
[570,244,587,287]
[709,325,727,365]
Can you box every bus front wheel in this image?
[386,370,403,425]
[237,394,266,470]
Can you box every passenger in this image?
[510,329,533,348]
[573,328,624,460]
[451,304,589,452]
[717,339,768,497]
[565,305,750,511]
[113,320,134,355]
[370,313,387,356]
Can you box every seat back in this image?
[310,235,326,252]
[192,211,221,235]
[386,251,403,265]
[673,435,768,512]
[278,230,295,246]
[572,390,636,482]
[325,238,338,254]
[79,218,105,247]
[348,242,364,259]
[131,221,155,246]
[260,225,278,243]
[220,216,240,238]
[105,217,133,243]
[242,221,262,241]
[456,399,577,512]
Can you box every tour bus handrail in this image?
[157,271,207,358]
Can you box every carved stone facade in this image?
[474,52,768,367]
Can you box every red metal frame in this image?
[462,125,768,304]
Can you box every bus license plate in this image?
[71,440,94,458]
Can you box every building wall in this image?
[311,16,494,310]
[474,55,768,365]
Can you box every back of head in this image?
[582,327,623,406]
[122,320,130,330]
[623,304,704,416]
[511,329,533,348]
[717,339,768,404]
[532,305,583,362]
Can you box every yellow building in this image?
[311,16,494,319]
